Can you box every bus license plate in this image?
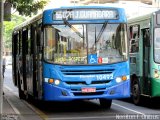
[81,88,96,93]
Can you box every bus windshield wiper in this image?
[63,18,84,38]
[96,21,108,43]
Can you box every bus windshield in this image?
[44,23,128,65]
[154,28,160,62]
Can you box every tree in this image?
[4,15,26,49]
[3,0,49,52]
[6,0,48,16]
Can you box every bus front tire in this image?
[132,79,141,105]
[99,98,112,109]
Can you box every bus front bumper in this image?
[42,80,130,101]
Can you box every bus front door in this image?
[142,28,151,95]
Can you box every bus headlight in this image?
[116,76,128,83]
[48,79,60,85]
[116,77,122,83]
[54,79,60,85]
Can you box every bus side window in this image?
[129,25,140,53]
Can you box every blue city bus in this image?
[12,6,130,109]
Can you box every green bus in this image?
[128,10,160,105]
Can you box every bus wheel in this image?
[132,80,141,105]
[99,98,112,109]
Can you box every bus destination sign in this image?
[53,9,118,20]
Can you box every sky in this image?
[103,1,158,18]
[44,0,159,18]
[44,0,73,9]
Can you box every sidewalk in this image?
[2,95,19,120]
[2,65,20,120]
[2,65,43,120]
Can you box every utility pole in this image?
[0,0,4,118]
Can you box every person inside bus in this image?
[97,41,119,64]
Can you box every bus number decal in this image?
[96,74,113,80]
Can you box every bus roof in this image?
[13,13,42,32]
[127,9,160,24]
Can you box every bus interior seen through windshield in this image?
[44,23,128,65]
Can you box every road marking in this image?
[112,103,145,115]
[4,95,21,115]
[4,85,47,120]
[3,87,23,120]
[23,100,48,120]
[4,85,18,96]
[4,85,13,92]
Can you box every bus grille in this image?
[65,80,111,85]
[61,69,114,75]
[60,68,114,96]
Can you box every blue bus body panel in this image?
[42,6,127,25]
[42,61,130,101]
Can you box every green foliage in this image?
[3,0,49,50]
[4,15,26,49]
[6,0,48,16]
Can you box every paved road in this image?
[3,65,160,120]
